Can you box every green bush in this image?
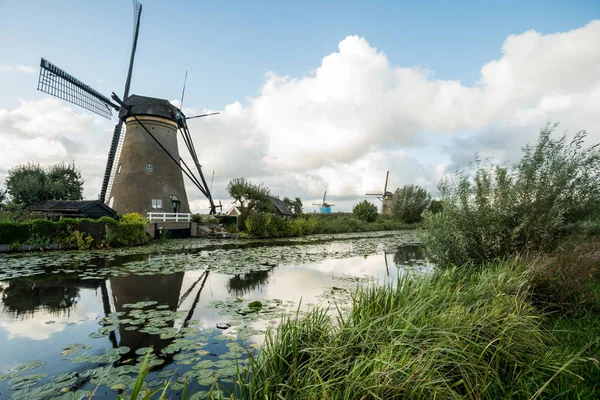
[104,222,148,247]
[421,125,600,267]
[391,184,431,223]
[427,199,443,214]
[0,217,148,250]
[245,212,270,238]
[243,210,415,239]
[119,212,147,224]
[352,200,378,222]
[0,222,28,243]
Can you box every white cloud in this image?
[0,99,113,199]
[1,20,598,212]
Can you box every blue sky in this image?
[1,0,599,211]
[1,0,597,109]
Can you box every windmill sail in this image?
[101,0,143,203]
[37,58,118,119]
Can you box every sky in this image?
[1,0,599,213]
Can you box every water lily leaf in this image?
[14,360,44,372]
[156,368,178,379]
[52,372,78,383]
[8,373,48,390]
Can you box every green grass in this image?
[233,258,599,399]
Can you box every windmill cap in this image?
[119,94,183,125]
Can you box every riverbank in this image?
[0,214,148,252]
[244,212,416,238]
[227,236,599,399]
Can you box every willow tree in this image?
[391,185,431,223]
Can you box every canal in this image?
[0,230,432,399]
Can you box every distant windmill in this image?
[366,171,394,215]
[36,0,220,215]
[312,191,334,214]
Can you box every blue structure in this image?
[314,191,334,214]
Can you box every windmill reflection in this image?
[109,273,184,356]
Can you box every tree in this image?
[420,124,600,266]
[5,162,84,207]
[47,162,84,201]
[283,196,304,217]
[226,177,272,228]
[353,200,378,222]
[292,197,303,216]
[428,199,444,214]
[391,184,431,223]
[0,188,7,209]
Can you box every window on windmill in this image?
[146,163,153,173]
[152,198,163,209]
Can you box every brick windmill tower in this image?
[366,171,394,215]
[36,0,219,216]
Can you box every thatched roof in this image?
[268,196,293,217]
[28,200,117,219]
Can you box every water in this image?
[0,230,432,399]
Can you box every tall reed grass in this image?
[236,259,599,399]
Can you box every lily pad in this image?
[135,347,153,355]
[248,301,263,310]
[8,373,48,390]
[14,360,44,372]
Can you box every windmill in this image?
[366,171,394,215]
[312,191,334,214]
[36,0,220,216]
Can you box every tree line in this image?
[0,162,84,216]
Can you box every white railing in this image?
[147,212,192,222]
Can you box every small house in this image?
[227,206,241,217]
[268,196,293,217]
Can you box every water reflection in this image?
[227,268,274,297]
[0,235,434,399]
[0,274,100,318]
[109,273,184,364]
[393,245,427,266]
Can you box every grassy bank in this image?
[236,245,599,399]
[244,212,416,238]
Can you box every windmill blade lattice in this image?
[101,0,143,203]
[37,58,118,119]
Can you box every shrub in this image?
[391,185,431,223]
[245,212,270,238]
[120,212,147,224]
[528,236,600,311]
[427,199,443,214]
[421,125,600,266]
[59,228,94,250]
[104,223,148,247]
[352,200,378,222]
